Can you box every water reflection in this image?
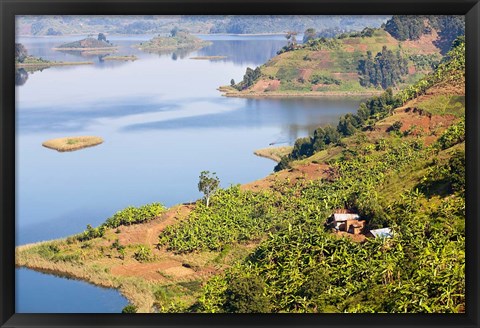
[15,68,29,86]
[197,39,287,65]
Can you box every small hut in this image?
[331,213,366,235]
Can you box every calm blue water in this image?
[16,268,128,313]
[15,34,363,312]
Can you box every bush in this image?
[224,275,272,313]
[122,304,138,313]
[133,245,154,262]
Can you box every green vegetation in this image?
[158,186,286,253]
[137,30,211,52]
[122,304,138,313]
[409,54,441,71]
[384,15,428,41]
[134,245,155,262]
[198,171,220,207]
[358,47,409,89]
[175,37,463,313]
[233,67,262,90]
[77,203,166,241]
[397,37,464,104]
[15,43,28,62]
[384,15,464,54]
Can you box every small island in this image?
[136,28,211,52]
[53,33,117,52]
[42,136,104,152]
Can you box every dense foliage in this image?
[233,67,261,90]
[196,137,465,313]
[15,43,28,63]
[358,47,409,89]
[384,15,464,54]
[384,15,427,41]
[158,187,289,253]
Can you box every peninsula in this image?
[221,17,451,98]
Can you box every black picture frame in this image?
[1,1,479,327]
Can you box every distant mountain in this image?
[16,15,389,36]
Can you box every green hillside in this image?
[224,22,460,96]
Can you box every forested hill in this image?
[385,15,464,54]
[224,15,464,96]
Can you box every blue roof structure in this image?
[369,227,393,238]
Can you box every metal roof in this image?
[369,228,393,238]
[333,213,360,221]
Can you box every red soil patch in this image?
[251,79,281,92]
[402,29,440,54]
[242,163,331,192]
[356,43,368,52]
[331,72,358,79]
[111,260,195,281]
[299,69,312,81]
[115,204,194,247]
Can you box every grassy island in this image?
[42,136,103,152]
[136,29,211,52]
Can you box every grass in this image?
[42,136,103,152]
[415,95,465,117]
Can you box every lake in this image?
[15,34,363,312]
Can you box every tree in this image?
[171,27,179,37]
[97,33,107,42]
[285,31,297,47]
[230,79,235,86]
[198,171,220,207]
[303,28,317,43]
[15,43,28,63]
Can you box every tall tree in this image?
[198,171,220,208]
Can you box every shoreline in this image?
[221,91,383,98]
[52,47,118,51]
[14,148,288,312]
[16,61,94,68]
